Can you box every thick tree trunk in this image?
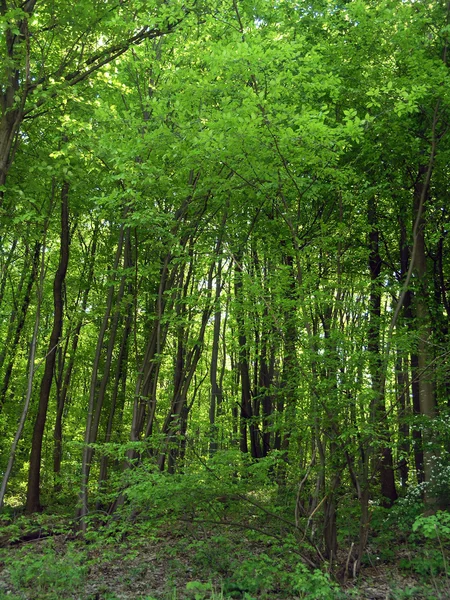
[26,182,70,513]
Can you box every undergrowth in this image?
[1,455,450,599]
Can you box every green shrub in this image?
[398,511,450,578]
[292,564,341,600]
[385,485,424,534]
[5,543,87,599]
[413,511,450,541]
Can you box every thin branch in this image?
[180,516,318,569]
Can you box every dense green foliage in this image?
[1,0,450,597]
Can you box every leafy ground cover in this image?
[0,525,448,600]
[1,493,449,600]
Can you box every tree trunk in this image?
[279,253,299,456]
[26,182,70,513]
[98,305,132,487]
[0,1,36,203]
[399,215,424,484]
[259,328,274,458]
[209,257,222,455]
[130,249,177,446]
[0,238,17,308]
[396,352,410,489]
[53,224,99,490]
[158,254,217,471]
[413,165,437,495]
[367,199,397,506]
[80,221,126,527]
[0,239,44,507]
[234,252,251,455]
[0,241,40,410]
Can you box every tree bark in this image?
[26,182,70,513]
[413,165,436,493]
[399,214,424,483]
[367,199,397,505]
[209,257,222,455]
[80,221,126,527]
[0,241,41,410]
[158,253,217,471]
[53,224,99,490]
[0,1,37,201]
[234,252,251,455]
[0,238,44,508]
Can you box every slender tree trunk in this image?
[53,224,99,490]
[259,330,274,457]
[165,322,186,474]
[0,238,17,308]
[158,255,216,471]
[324,459,340,563]
[399,214,424,484]
[208,212,227,454]
[97,227,134,492]
[413,165,437,495]
[0,241,40,410]
[396,352,410,489]
[87,243,129,468]
[80,221,126,527]
[234,252,251,455]
[367,200,397,505]
[130,250,176,445]
[209,258,222,455]
[0,240,44,507]
[279,254,299,455]
[432,235,450,406]
[98,306,132,487]
[26,182,70,513]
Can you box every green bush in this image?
[413,511,450,541]
[292,564,341,600]
[4,543,87,599]
[398,511,450,578]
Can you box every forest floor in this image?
[0,517,449,600]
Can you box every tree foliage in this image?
[0,0,450,594]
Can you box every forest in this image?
[0,0,449,598]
